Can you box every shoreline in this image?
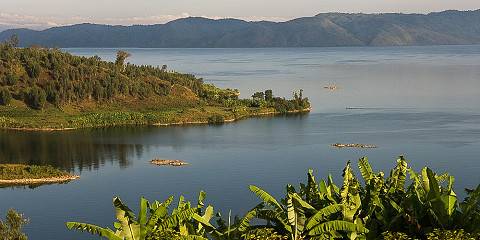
[155,108,311,126]
[0,175,80,186]
[3,108,311,131]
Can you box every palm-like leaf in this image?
[307,220,368,236]
[66,222,122,240]
[305,204,344,230]
[358,157,374,181]
[340,161,361,221]
[157,208,197,232]
[249,185,283,210]
[387,156,408,194]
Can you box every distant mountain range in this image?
[0,25,14,32]
[1,10,480,48]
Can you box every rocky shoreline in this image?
[150,159,189,166]
[0,175,80,186]
[332,143,377,149]
[154,108,312,127]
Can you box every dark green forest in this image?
[0,36,204,108]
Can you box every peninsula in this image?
[0,38,310,130]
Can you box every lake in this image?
[1,46,480,239]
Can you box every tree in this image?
[115,51,131,71]
[161,65,167,72]
[25,61,41,79]
[0,209,29,240]
[265,90,273,102]
[5,73,19,85]
[5,34,19,48]
[28,87,47,109]
[252,92,265,101]
[0,87,12,105]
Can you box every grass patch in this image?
[0,164,71,180]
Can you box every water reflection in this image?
[0,129,145,171]
[0,114,310,172]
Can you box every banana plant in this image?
[66,192,214,240]
[238,182,368,240]
[407,167,458,231]
[458,185,480,233]
[340,162,362,223]
[300,170,340,209]
[357,157,409,237]
[66,197,150,240]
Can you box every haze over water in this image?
[1,45,480,239]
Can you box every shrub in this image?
[5,73,19,85]
[208,114,225,124]
[0,87,12,105]
[0,209,29,240]
[25,61,41,79]
[27,87,47,109]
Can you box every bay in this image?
[1,45,480,239]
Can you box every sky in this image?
[0,0,479,30]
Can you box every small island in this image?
[150,159,189,167]
[324,84,339,91]
[332,143,377,149]
[0,37,310,130]
[0,164,79,186]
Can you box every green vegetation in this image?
[67,192,217,240]
[0,209,29,240]
[0,37,310,130]
[0,164,72,180]
[66,156,480,239]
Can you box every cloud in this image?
[0,12,290,30]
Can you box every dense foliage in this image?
[66,156,480,239]
[0,209,29,240]
[0,37,204,108]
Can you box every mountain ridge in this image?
[1,9,480,48]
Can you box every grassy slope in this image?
[0,97,279,129]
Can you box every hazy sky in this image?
[1,0,479,29]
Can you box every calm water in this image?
[1,46,480,239]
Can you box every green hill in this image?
[0,38,310,130]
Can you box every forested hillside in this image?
[0,37,310,129]
[1,10,479,47]
[0,37,204,109]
